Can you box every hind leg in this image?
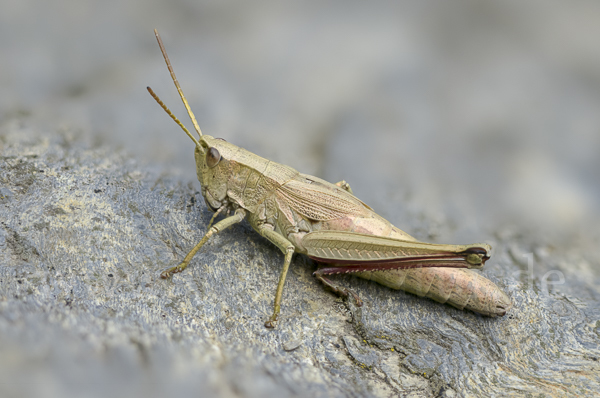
[313,266,363,306]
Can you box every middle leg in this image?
[256,226,297,328]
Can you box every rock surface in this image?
[1,1,600,397]
[2,115,599,398]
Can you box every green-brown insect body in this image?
[148,30,512,328]
[188,133,511,320]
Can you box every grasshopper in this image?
[147,30,512,328]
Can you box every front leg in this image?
[256,226,297,328]
[161,208,246,278]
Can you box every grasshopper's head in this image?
[193,135,237,211]
[148,29,237,213]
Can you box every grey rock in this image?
[2,115,599,398]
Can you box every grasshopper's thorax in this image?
[194,135,299,215]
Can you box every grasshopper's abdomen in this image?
[355,267,511,317]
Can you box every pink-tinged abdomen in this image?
[355,267,512,317]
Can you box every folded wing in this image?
[276,177,370,221]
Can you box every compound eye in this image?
[206,147,221,168]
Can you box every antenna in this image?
[153,29,203,138]
[147,86,200,147]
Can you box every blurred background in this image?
[1,0,599,240]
